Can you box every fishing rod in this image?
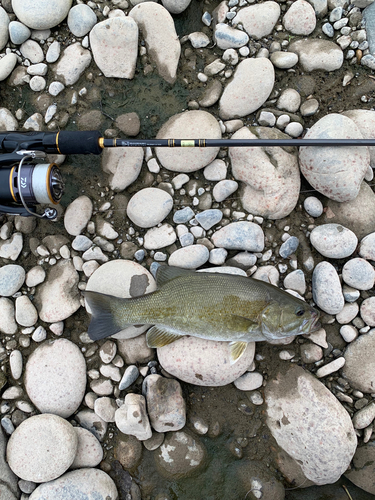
[1,130,374,219]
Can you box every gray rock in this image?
[279,236,299,258]
[90,17,138,79]
[0,265,25,296]
[364,0,375,56]
[173,207,195,224]
[161,0,192,14]
[143,374,186,432]
[127,187,173,228]
[0,7,9,51]
[67,4,97,37]
[12,0,72,30]
[6,414,78,483]
[214,23,249,49]
[265,365,357,485]
[0,427,19,500]
[20,40,44,63]
[29,468,118,500]
[9,21,30,45]
[53,42,91,85]
[212,180,238,202]
[195,209,223,230]
[283,269,306,295]
[0,54,18,82]
[312,261,344,314]
[310,224,358,258]
[304,196,323,217]
[119,365,139,390]
[270,51,299,69]
[211,221,265,252]
[360,297,375,327]
[299,114,369,202]
[188,32,210,48]
[289,39,343,71]
[342,258,375,290]
[359,231,375,260]
[46,40,60,63]
[343,329,375,393]
[0,298,17,334]
[346,442,375,495]
[74,409,108,442]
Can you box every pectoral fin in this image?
[230,314,260,333]
[146,326,183,348]
[229,341,248,365]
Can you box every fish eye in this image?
[296,307,305,317]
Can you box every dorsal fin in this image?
[156,265,194,287]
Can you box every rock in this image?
[279,236,299,258]
[90,17,138,79]
[127,187,173,228]
[336,302,359,325]
[161,0,192,14]
[20,40,44,63]
[144,224,177,250]
[168,245,210,269]
[283,0,316,35]
[64,195,93,235]
[0,265,25,296]
[142,374,186,432]
[299,114,369,202]
[114,433,142,470]
[9,350,22,380]
[154,430,206,479]
[289,39,343,71]
[115,112,141,136]
[342,258,375,290]
[346,442,375,495]
[310,224,358,258]
[312,261,344,314]
[115,393,152,441]
[211,221,265,251]
[195,209,223,230]
[0,6,9,50]
[323,182,375,239]
[119,365,139,390]
[212,180,238,202]
[74,409,108,442]
[0,53,18,82]
[270,51,299,69]
[70,428,103,469]
[53,43,92,86]
[232,2,281,39]
[6,414,78,483]
[29,75,46,91]
[234,371,263,391]
[155,110,221,172]
[198,79,223,107]
[359,231,375,260]
[117,334,154,364]
[12,0,72,30]
[157,336,255,386]
[0,427,18,500]
[129,2,180,83]
[34,259,81,323]
[265,365,357,485]
[15,295,38,326]
[46,40,60,63]
[341,110,375,167]
[102,147,143,191]
[219,59,275,120]
[342,329,375,393]
[304,196,323,217]
[352,402,375,430]
[214,23,249,49]
[0,233,23,260]
[86,260,156,339]
[28,468,118,500]
[24,338,86,418]
[360,297,375,327]
[230,127,300,219]
[277,89,301,113]
[283,269,306,295]
[0,298,17,334]
[67,4,97,37]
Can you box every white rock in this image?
[9,350,23,380]
[64,195,93,236]
[102,146,143,190]
[266,366,356,484]
[277,88,301,113]
[15,295,38,327]
[29,76,46,92]
[230,127,300,219]
[0,108,18,131]
[161,0,192,14]
[0,298,17,334]
[234,371,263,391]
[115,393,152,440]
[158,336,255,386]
[25,266,45,287]
[127,187,173,228]
[270,51,299,69]
[24,338,86,418]
[342,110,375,168]
[168,244,210,269]
[312,261,344,314]
[94,396,117,423]
[129,2,180,83]
[304,196,323,217]
[360,297,375,327]
[67,4,97,37]
[214,23,249,50]
[342,258,375,290]
[90,17,138,79]
[0,233,23,260]
[54,43,91,85]
[340,324,358,343]
[315,357,345,378]
[12,0,72,30]
[70,428,103,469]
[86,260,156,339]
[144,224,177,250]
[310,224,358,258]
[75,410,108,442]
[283,0,316,35]
[155,110,221,173]
[211,221,265,252]
[336,302,359,324]
[219,58,275,120]
[20,40,44,63]
[299,114,369,202]
[0,53,18,82]
[352,402,375,430]
[28,468,117,500]
[0,7,9,50]
[212,180,238,202]
[0,264,25,296]
[6,414,78,483]
[232,2,281,39]
[289,39,344,71]
[46,40,61,63]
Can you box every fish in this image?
[84,265,320,364]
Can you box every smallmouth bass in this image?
[85,265,320,364]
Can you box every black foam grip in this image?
[57,130,103,155]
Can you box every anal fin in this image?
[229,341,248,365]
[146,326,182,348]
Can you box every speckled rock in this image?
[157,336,255,386]
[265,365,357,485]
[360,297,375,327]
[342,258,375,290]
[28,468,118,500]
[86,260,156,339]
[155,110,221,172]
[299,114,369,202]
[283,0,316,35]
[0,53,18,81]
[7,414,78,483]
[70,428,103,469]
[230,127,300,219]
[219,59,275,120]
[359,232,375,260]
[24,338,86,418]
[310,224,358,258]
[343,329,375,393]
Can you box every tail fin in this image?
[84,290,125,341]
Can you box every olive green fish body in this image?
[85,266,320,364]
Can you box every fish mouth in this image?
[309,311,321,332]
